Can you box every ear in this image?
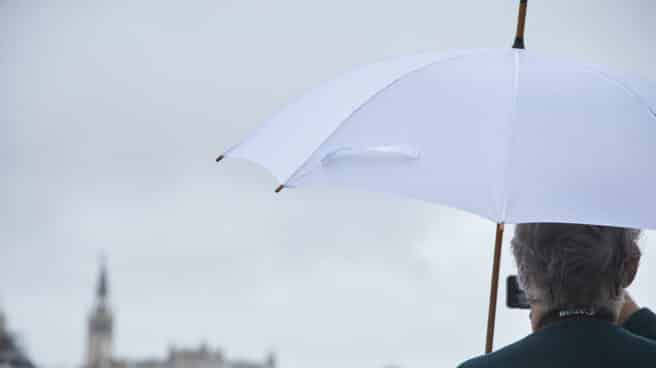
[623,253,641,288]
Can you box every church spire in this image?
[97,257,109,302]
[87,257,114,368]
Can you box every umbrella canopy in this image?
[221,48,656,229]
[216,0,656,354]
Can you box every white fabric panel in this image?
[224,48,656,229]
[287,49,515,222]
[225,50,488,183]
[504,53,656,228]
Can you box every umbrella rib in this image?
[281,49,500,187]
[499,50,522,222]
[589,69,656,120]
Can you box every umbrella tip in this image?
[216,155,225,163]
[275,185,284,193]
[512,0,528,50]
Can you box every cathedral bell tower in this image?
[86,260,113,368]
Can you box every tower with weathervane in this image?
[86,261,114,368]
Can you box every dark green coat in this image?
[459,308,656,367]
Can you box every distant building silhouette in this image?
[0,304,35,368]
[85,261,274,368]
[0,310,5,333]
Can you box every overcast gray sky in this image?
[1,1,655,368]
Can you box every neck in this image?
[531,305,617,331]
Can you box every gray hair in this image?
[511,223,641,314]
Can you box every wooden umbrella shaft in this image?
[512,0,528,49]
[485,223,505,353]
[486,0,527,351]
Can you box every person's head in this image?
[511,223,642,330]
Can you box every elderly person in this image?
[459,223,656,367]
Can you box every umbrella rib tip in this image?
[215,155,225,163]
[275,185,284,193]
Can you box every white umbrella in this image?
[216,0,656,353]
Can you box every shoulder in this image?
[456,354,487,368]
[457,336,536,368]
[457,319,656,368]
[622,308,656,342]
[457,352,505,368]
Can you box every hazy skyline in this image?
[2,1,655,368]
